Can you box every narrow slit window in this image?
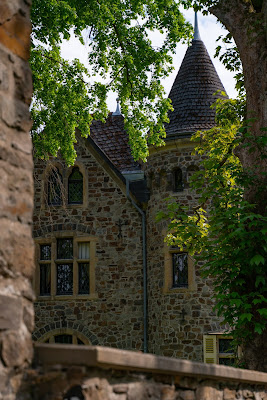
[173,168,184,192]
[68,167,83,204]
[172,253,188,288]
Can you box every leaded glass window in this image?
[172,253,188,288]
[173,168,184,192]
[40,244,51,260]
[39,244,51,296]
[40,264,51,295]
[57,238,73,259]
[48,168,63,205]
[57,263,73,295]
[37,236,95,298]
[68,167,83,204]
[78,263,90,294]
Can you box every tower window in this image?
[172,253,188,288]
[173,168,184,192]
[68,167,83,204]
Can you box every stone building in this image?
[33,16,231,365]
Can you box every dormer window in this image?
[68,167,83,204]
[173,168,184,192]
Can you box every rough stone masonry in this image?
[0,0,35,398]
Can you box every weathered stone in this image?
[127,383,150,400]
[223,388,236,400]
[176,390,196,400]
[196,385,223,400]
[112,384,128,394]
[161,385,176,400]
[242,390,254,398]
[2,330,32,368]
[82,377,110,400]
[0,295,22,330]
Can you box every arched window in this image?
[41,330,89,345]
[173,168,184,192]
[48,167,63,205]
[68,167,83,204]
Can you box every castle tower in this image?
[144,14,227,361]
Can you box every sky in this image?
[61,8,238,113]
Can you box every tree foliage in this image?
[31,0,193,164]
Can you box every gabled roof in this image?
[166,37,227,138]
[90,114,141,173]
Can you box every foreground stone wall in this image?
[144,141,223,361]
[24,345,267,400]
[0,0,34,398]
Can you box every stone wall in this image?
[144,140,224,361]
[24,345,267,400]
[33,136,144,350]
[0,0,34,398]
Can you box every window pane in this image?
[40,244,51,260]
[77,338,85,345]
[48,168,62,205]
[68,167,83,204]
[57,238,73,259]
[78,242,90,259]
[40,264,51,295]
[54,334,72,344]
[174,168,184,192]
[219,339,234,354]
[172,253,188,287]
[78,263,90,294]
[219,357,235,366]
[57,264,73,295]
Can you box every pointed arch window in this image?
[68,167,83,204]
[48,168,63,205]
[173,168,184,192]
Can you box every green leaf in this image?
[250,255,265,266]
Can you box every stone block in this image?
[242,390,253,398]
[223,388,236,400]
[196,385,223,400]
[0,294,22,330]
[127,383,150,400]
[176,390,196,400]
[82,377,110,400]
[2,330,32,367]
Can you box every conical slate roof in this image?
[166,30,227,138]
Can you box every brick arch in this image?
[33,222,91,238]
[32,320,98,345]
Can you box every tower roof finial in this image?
[193,11,201,41]
[112,97,121,116]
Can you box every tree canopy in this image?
[31,0,194,165]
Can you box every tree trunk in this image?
[209,0,267,371]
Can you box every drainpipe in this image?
[126,178,148,353]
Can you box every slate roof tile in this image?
[166,39,227,137]
[90,113,141,173]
